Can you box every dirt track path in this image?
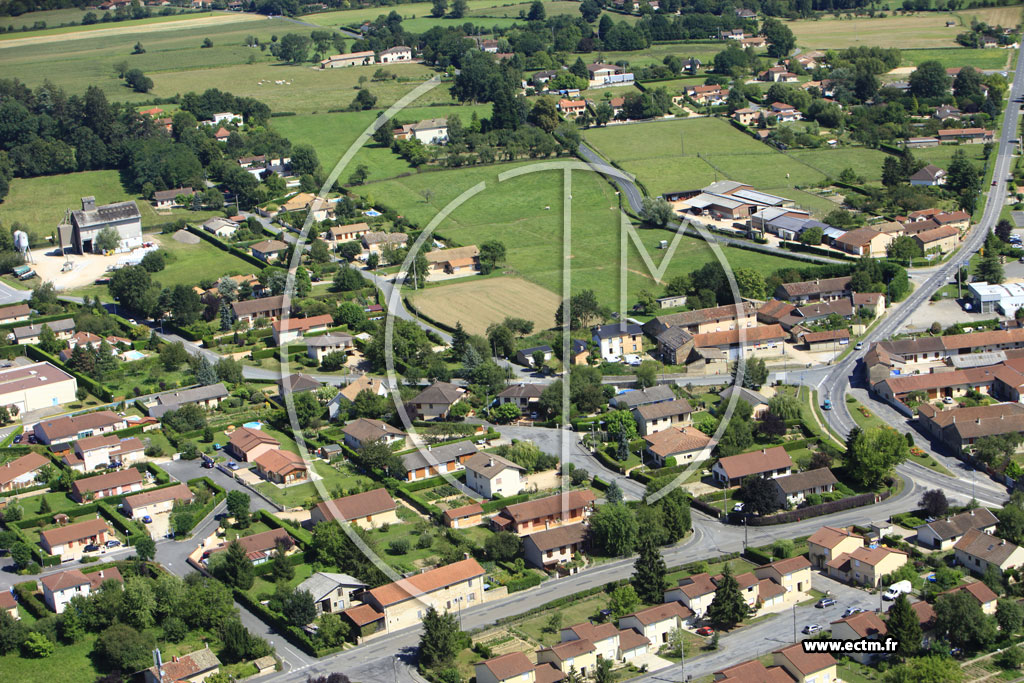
[0,12,254,49]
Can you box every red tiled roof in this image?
[366,558,485,607]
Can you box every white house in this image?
[379,45,412,63]
[40,569,92,614]
[464,452,524,499]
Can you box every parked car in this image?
[695,626,715,636]
[855,342,864,350]
[228,462,239,471]
[815,598,836,608]
[843,607,864,617]
[822,399,832,410]
[732,502,744,512]
[141,515,153,524]
[943,396,954,404]
[105,540,121,548]
[84,544,100,553]
[802,624,821,635]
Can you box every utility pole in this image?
[793,605,797,642]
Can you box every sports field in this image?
[355,160,813,307]
[411,276,563,335]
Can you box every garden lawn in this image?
[788,147,890,183]
[18,491,79,516]
[150,232,257,288]
[0,170,217,242]
[0,633,101,682]
[355,161,812,310]
[371,516,440,572]
[247,561,315,601]
[517,594,611,646]
[96,356,194,399]
[254,460,373,508]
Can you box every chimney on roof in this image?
[81,196,96,211]
[488,458,494,467]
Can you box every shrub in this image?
[388,538,410,555]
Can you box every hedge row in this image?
[481,493,530,514]
[690,497,724,519]
[185,225,270,271]
[506,572,544,593]
[181,476,226,537]
[25,344,114,401]
[399,470,467,494]
[747,490,887,526]
[256,508,313,548]
[232,587,320,656]
[13,581,50,618]
[402,296,455,334]
[780,241,856,261]
[6,522,60,567]
[98,500,148,546]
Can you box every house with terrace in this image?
[0,452,49,492]
[632,397,693,436]
[148,383,228,419]
[40,518,111,561]
[465,452,524,499]
[33,411,125,446]
[231,295,287,327]
[225,427,280,462]
[408,381,465,420]
[610,384,675,410]
[642,425,711,467]
[306,333,354,364]
[252,449,308,485]
[207,528,295,566]
[807,526,865,569]
[70,468,143,502]
[771,468,839,507]
[523,523,587,569]
[297,572,367,617]
[497,383,545,411]
[826,545,908,587]
[954,528,1024,574]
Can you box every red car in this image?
[696,626,715,636]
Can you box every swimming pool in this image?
[363,209,382,217]
[243,421,263,430]
[122,350,145,361]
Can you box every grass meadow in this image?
[899,47,1012,70]
[355,160,812,311]
[788,13,966,49]
[0,8,228,40]
[0,170,222,241]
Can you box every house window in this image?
[468,593,475,602]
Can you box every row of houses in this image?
[319,46,413,68]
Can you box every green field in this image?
[355,160,815,307]
[602,42,729,70]
[583,117,835,201]
[2,7,97,31]
[0,170,218,242]
[911,144,988,168]
[0,14,454,114]
[788,147,890,182]
[271,103,493,179]
[900,47,1012,70]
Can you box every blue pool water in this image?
[243,421,263,430]
[123,350,145,361]
[363,209,382,217]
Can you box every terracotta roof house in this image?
[39,518,110,560]
[691,325,787,361]
[39,569,92,614]
[830,611,888,662]
[310,488,399,529]
[834,227,894,257]
[33,410,125,446]
[0,452,49,493]
[807,526,865,569]
[123,482,194,519]
[491,489,596,535]
[403,441,478,483]
[358,558,486,632]
[226,427,280,462]
[772,643,838,683]
[475,652,534,683]
[70,468,144,502]
[249,239,288,263]
[632,397,693,436]
[642,425,711,467]
[207,528,294,565]
[253,449,308,485]
[619,601,694,647]
[941,580,998,615]
[711,446,793,487]
[143,646,221,683]
[714,660,794,683]
[442,502,484,529]
[826,545,909,587]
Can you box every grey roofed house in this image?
[497,383,545,401]
[656,326,693,349]
[70,196,142,255]
[592,323,643,340]
[703,180,749,195]
[775,276,851,301]
[363,231,408,246]
[918,508,998,542]
[306,333,354,348]
[153,187,193,202]
[773,467,838,494]
[719,385,769,408]
[410,381,463,406]
[465,452,524,479]
[279,373,322,393]
[297,571,366,602]
[954,528,1023,567]
[633,397,693,421]
[232,295,287,319]
[149,382,228,418]
[13,318,75,342]
[610,384,676,409]
[401,440,477,474]
[342,417,405,444]
[910,164,945,183]
[70,202,139,228]
[642,302,756,336]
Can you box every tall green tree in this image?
[885,594,922,658]
[706,565,748,629]
[419,606,462,668]
[220,539,255,590]
[632,533,668,604]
